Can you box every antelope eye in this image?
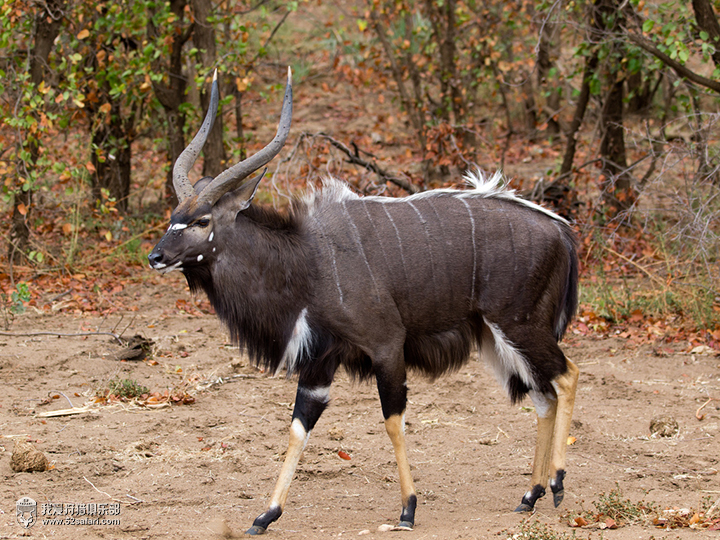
[195,218,210,228]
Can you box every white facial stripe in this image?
[169,223,187,231]
[158,261,183,274]
[208,231,214,242]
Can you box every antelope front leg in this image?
[246,383,331,535]
[376,362,417,530]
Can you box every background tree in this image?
[189,0,226,178]
[3,0,65,264]
[148,0,194,206]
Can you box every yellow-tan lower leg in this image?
[530,407,557,488]
[549,358,579,506]
[269,418,308,509]
[384,413,417,528]
[516,390,558,512]
[247,418,308,534]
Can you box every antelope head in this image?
[148,69,293,274]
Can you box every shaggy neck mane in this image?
[183,203,314,371]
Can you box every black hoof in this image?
[550,469,566,508]
[515,484,545,513]
[399,494,417,529]
[245,525,267,535]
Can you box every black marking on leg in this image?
[550,469,566,508]
[247,505,282,535]
[398,494,417,529]
[376,373,408,420]
[292,386,329,433]
[514,484,546,513]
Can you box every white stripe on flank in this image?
[381,204,409,284]
[313,220,344,303]
[407,200,439,304]
[342,201,381,302]
[361,201,393,279]
[459,198,477,303]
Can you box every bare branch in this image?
[627,33,720,94]
[0,330,124,346]
[315,133,420,194]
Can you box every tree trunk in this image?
[559,52,598,178]
[425,0,462,123]
[537,14,561,137]
[599,77,634,214]
[522,75,538,140]
[692,0,720,67]
[90,100,133,213]
[190,0,226,178]
[232,84,247,161]
[9,0,65,264]
[149,0,192,206]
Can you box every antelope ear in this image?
[216,169,266,213]
[193,176,214,194]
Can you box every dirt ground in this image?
[1,274,718,540]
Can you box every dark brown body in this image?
[149,71,580,535]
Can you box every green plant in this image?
[565,484,659,527]
[507,519,578,540]
[106,378,149,400]
[1,282,31,329]
[592,486,657,525]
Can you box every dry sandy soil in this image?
[1,275,718,540]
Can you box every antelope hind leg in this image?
[375,362,417,530]
[515,389,558,512]
[549,358,579,507]
[515,358,579,513]
[385,413,417,529]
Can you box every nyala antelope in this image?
[149,69,579,535]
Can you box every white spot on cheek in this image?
[208,231,214,242]
[212,247,216,252]
[197,254,203,262]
